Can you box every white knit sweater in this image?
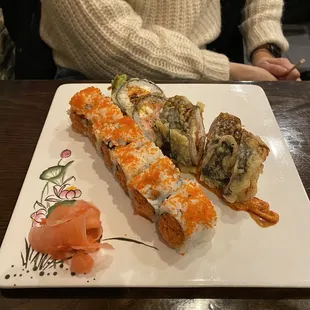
[40,0,289,81]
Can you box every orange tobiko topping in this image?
[69,87,103,115]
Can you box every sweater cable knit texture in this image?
[40,0,288,81]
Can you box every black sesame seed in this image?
[39,271,44,276]
[11,265,14,268]
[5,274,10,280]
[71,272,76,276]
[53,272,57,276]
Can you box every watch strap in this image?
[251,43,282,62]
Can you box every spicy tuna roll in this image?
[128,157,182,222]
[69,86,103,116]
[110,141,163,194]
[158,180,216,253]
[69,87,122,149]
[69,87,104,139]
[93,116,146,170]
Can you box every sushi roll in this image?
[70,89,129,170]
[110,141,164,194]
[207,112,242,144]
[200,113,242,189]
[69,86,104,117]
[112,77,165,117]
[223,129,270,203]
[93,116,145,149]
[158,180,217,253]
[156,96,205,172]
[128,157,182,222]
[93,116,145,170]
[132,94,167,146]
[200,112,270,203]
[69,87,110,147]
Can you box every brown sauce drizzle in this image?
[197,180,279,227]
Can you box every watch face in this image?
[269,44,282,58]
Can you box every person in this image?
[40,0,300,81]
[1,0,56,79]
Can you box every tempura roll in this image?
[200,135,239,189]
[158,180,217,253]
[156,96,205,172]
[223,129,270,203]
[207,112,242,143]
[128,157,182,222]
[200,112,242,189]
[110,141,163,194]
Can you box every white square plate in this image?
[0,84,309,288]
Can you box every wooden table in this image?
[0,81,310,309]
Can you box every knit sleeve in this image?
[241,0,289,59]
[40,0,229,81]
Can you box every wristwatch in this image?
[266,43,282,58]
[251,43,282,61]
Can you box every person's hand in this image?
[252,49,301,81]
[254,57,301,81]
[229,62,277,81]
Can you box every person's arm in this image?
[41,0,231,81]
[241,0,289,59]
[241,0,300,80]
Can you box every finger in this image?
[284,68,300,81]
[270,59,302,79]
[262,63,288,77]
[267,58,292,67]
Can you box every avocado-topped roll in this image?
[111,75,165,117]
[156,96,205,172]
[200,113,242,189]
[128,157,182,222]
[223,129,270,203]
[158,180,216,254]
[132,94,167,147]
